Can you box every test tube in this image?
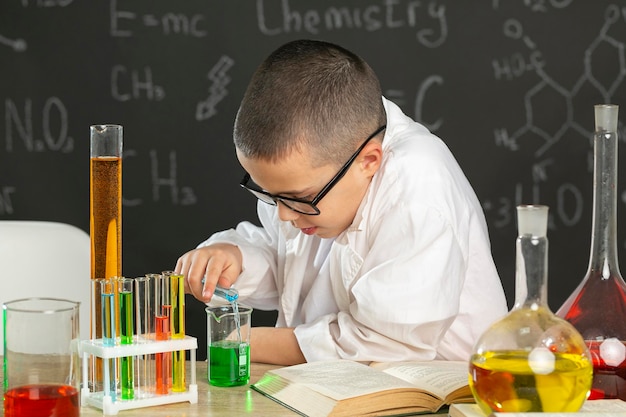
[100,278,116,346]
[167,271,186,392]
[100,278,117,400]
[136,275,155,340]
[202,277,240,302]
[214,286,239,302]
[118,277,134,400]
[135,275,156,396]
[167,271,185,339]
[90,279,103,392]
[154,273,171,394]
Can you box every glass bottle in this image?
[556,104,626,400]
[469,205,593,414]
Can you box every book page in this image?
[579,400,626,412]
[451,399,626,417]
[370,360,468,399]
[492,399,626,416]
[268,360,419,401]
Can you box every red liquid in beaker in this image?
[4,384,79,417]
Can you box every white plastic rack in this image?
[80,336,198,415]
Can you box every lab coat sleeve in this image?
[198,201,281,311]
[295,202,468,362]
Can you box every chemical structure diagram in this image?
[485,3,626,235]
[0,33,26,52]
[494,4,625,157]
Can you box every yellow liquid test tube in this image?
[165,271,186,392]
[155,273,171,395]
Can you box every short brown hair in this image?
[234,39,386,167]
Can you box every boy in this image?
[176,39,507,366]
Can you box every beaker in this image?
[206,304,253,387]
[3,298,80,417]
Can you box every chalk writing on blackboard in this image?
[484,182,584,230]
[483,3,625,237]
[494,6,626,157]
[255,0,447,48]
[415,75,444,132]
[492,0,574,13]
[111,0,207,38]
[388,82,444,134]
[0,34,27,52]
[0,187,16,215]
[111,66,166,102]
[384,74,444,134]
[196,56,235,122]
[4,97,74,153]
[20,0,74,7]
[123,149,197,207]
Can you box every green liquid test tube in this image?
[119,277,134,400]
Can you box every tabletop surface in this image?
[82,361,296,417]
[2,359,446,416]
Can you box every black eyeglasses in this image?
[240,125,386,215]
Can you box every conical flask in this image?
[556,104,626,400]
[469,205,592,413]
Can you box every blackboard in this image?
[2,0,626,359]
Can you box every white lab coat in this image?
[201,98,508,362]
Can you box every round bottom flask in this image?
[469,205,593,413]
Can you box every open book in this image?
[251,359,473,417]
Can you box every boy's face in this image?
[237,140,382,239]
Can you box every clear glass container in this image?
[89,124,123,392]
[90,124,123,282]
[556,104,626,400]
[469,205,593,413]
[90,124,123,340]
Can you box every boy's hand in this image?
[175,243,242,303]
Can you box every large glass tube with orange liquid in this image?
[90,124,122,341]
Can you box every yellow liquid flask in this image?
[469,205,593,413]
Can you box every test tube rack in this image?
[80,336,198,415]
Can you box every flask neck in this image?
[587,129,621,276]
[513,234,549,309]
